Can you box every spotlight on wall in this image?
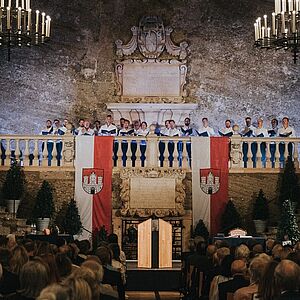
[0,0,51,61]
[254,0,300,63]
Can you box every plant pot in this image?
[37,218,50,232]
[254,220,267,233]
[6,199,21,214]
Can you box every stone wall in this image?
[0,170,75,219]
[0,0,299,134]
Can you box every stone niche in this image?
[119,168,186,218]
[110,16,197,125]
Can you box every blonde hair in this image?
[37,283,70,300]
[235,244,250,261]
[216,247,230,265]
[81,260,104,282]
[10,245,29,275]
[62,276,92,300]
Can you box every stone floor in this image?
[126,291,181,300]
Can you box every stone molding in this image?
[119,168,186,218]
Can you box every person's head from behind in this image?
[195,241,206,256]
[55,253,72,279]
[206,244,217,259]
[220,255,234,278]
[37,283,70,300]
[107,233,118,244]
[0,247,11,268]
[272,244,284,260]
[81,260,104,283]
[216,247,231,266]
[62,276,92,300]
[19,260,50,298]
[274,259,300,293]
[235,244,250,262]
[249,257,269,284]
[258,260,279,300]
[108,243,121,261]
[231,259,247,276]
[10,245,29,275]
[95,246,112,266]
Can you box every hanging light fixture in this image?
[0,0,51,61]
[254,0,299,63]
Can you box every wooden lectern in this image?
[137,219,172,268]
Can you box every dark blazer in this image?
[218,274,250,300]
[187,254,212,271]
[102,265,125,300]
[0,269,20,295]
[278,291,300,300]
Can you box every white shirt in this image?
[278,126,296,137]
[99,124,118,136]
[78,128,94,136]
[198,126,215,137]
[254,127,269,137]
[136,128,149,137]
[167,128,181,137]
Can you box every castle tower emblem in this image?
[200,169,220,195]
[82,168,104,195]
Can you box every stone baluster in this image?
[15,139,20,162]
[52,141,58,167]
[146,135,159,167]
[5,139,11,166]
[173,140,179,168]
[41,139,48,167]
[294,141,299,169]
[284,141,289,163]
[274,141,281,168]
[33,139,40,167]
[247,141,253,168]
[256,141,262,168]
[127,140,132,167]
[181,140,188,169]
[161,138,168,167]
[23,139,30,166]
[265,141,271,168]
[117,140,123,167]
[135,140,142,167]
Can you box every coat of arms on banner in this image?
[200,169,220,195]
[82,168,104,195]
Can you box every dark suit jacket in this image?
[102,265,125,300]
[218,274,249,300]
[187,254,212,272]
[0,269,20,295]
[278,291,300,300]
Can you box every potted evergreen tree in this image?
[61,199,82,236]
[253,189,269,233]
[33,180,55,232]
[2,161,25,214]
[192,219,209,241]
[220,200,242,235]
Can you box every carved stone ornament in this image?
[115,16,188,60]
[230,137,243,167]
[119,168,186,218]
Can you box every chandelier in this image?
[254,0,300,63]
[0,0,51,61]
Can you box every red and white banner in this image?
[75,136,113,239]
[191,137,229,235]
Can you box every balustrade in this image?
[0,134,299,171]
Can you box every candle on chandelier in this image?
[26,0,30,10]
[27,8,31,31]
[0,9,2,33]
[272,12,276,35]
[291,10,296,33]
[263,15,268,28]
[8,0,11,8]
[267,27,271,38]
[282,0,286,13]
[288,0,293,12]
[275,0,280,14]
[35,10,39,33]
[17,6,21,29]
[21,0,24,9]
[16,0,19,8]
[254,23,259,41]
[7,7,10,29]
[296,0,299,11]
[0,0,4,8]
[262,26,265,38]
[41,12,45,35]
[46,15,51,37]
[257,17,262,38]
[281,11,285,33]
